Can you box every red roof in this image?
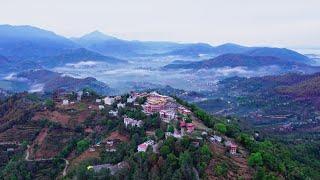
[186,123,194,127]
[230,144,237,148]
[138,143,147,149]
[180,121,186,127]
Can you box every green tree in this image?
[215,123,227,134]
[45,99,55,109]
[160,145,170,157]
[167,125,174,133]
[155,129,164,140]
[248,152,263,167]
[76,139,90,153]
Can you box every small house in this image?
[109,110,118,117]
[137,140,154,152]
[117,103,125,109]
[98,105,105,110]
[62,99,69,105]
[186,123,195,133]
[104,97,115,105]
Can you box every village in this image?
[0,89,250,179]
[56,90,241,175]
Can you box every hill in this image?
[0,91,319,179]
[246,47,311,64]
[1,70,114,95]
[163,54,318,73]
[39,48,127,67]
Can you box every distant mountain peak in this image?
[79,30,117,41]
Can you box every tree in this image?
[76,139,90,153]
[167,125,174,133]
[167,153,178,168]
[215,123,227,134]
[155,129,164,140]
[248,152,263,167]
[160,145,170,157]
[179,151,192,166]
[45,99,55,109]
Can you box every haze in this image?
[1,0,320,48]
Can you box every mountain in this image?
[246,47,311,64]
[39,48,127,67]
[70,30,118,46]
[0,54,9,64]
[0,25,79,58]
[164,43,251,57]
[72,31,189,57]
[163,54,318,73]
[1,70,114,95]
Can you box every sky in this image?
[0,0,319,48]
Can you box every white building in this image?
[210,135,222,143]
[117,103,125,109]
[62,99,69,105]
[109,110,118,117]
[123,117,143,128]
[159,109,176,123]
[96,99,102,103]
[77,91,83,101]
[99,105,105,110]
[104,97,115,105]
[127,96,136,103]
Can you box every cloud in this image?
[28,83,44,93]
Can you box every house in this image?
[137,140,154,152]
[230,144,237,154]
[96,99,102,103]
[210,135,222,143]
[180,121,186,128]
[123,117,143,128]
[173,130,182,139]
[225,141,237,154]
[109,110,118,116]
[165,130,182,139]
[178,106,191,115]
[115,96,122,101]
[186,123,195,133]
[213,135,222,142]
[159,109,176,123]
[62,99,69,105]
[117,103,125,109]
[77,91,83,101]
[127,96,136,103]
[104,97,115,105]
[98,105,105,110]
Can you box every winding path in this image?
[24,145,69,176]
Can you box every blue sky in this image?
[0,0,319,48]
